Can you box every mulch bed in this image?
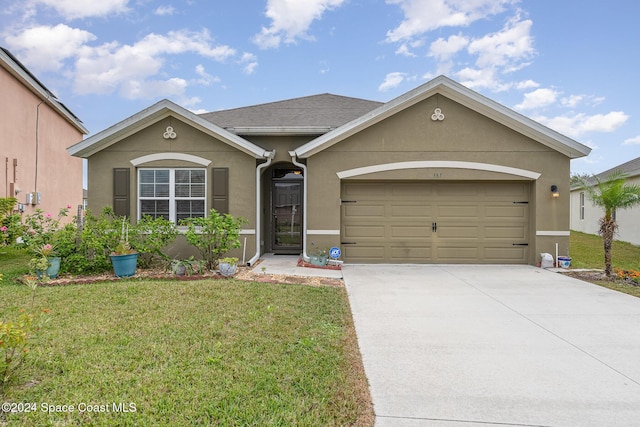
[29,263,344,288]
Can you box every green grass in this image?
[570,231,640,298]
[1,261,372,425]
[570,231,640,271]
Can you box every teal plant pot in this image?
[309,254,328,266]
[219,262,238,277]
[110,253,139,277]
[37,256,61,279]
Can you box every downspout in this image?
[289,151,309,262]
[247,150,275,266]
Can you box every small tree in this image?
[581,170,640,276]
[181,209,246,270]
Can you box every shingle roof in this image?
[596,156,640,179]
[199,94,383,133]
[0,47,87,134]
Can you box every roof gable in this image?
[200,94,383,135]
[67,99,270,159]
[293,75,592,159]
[1,47,87,134]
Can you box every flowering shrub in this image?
[614,268,640,284]
[21,207,69,251]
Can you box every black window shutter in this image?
[212,167,229,214]
[113,168,130,217]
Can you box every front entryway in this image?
[269,167,303,254]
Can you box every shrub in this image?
[181,209,246,270]
[131,215,178,269]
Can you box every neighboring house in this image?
[68,75,591,265]
[0,47,87,217]
[570,156,640,246]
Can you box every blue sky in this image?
[2,0,639,176]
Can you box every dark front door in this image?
[271,179,303,253]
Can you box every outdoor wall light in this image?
[550,185,560,198]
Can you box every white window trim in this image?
[138,168,207,223]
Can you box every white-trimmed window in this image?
[138,168,206,223]
[579,192,585,220]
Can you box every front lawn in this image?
[0,256,372,426]
[570,231,640,298]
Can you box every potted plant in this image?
[309,245,329,267]
[110,217,138,277]
[28,243,61,279]
[218,257,239,277]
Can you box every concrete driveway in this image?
[343,265,640,427]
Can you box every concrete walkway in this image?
[250,253,343,279]
[343,264,640,427]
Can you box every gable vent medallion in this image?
[431,108,445,121]
[163,126,177,140]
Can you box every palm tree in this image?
[581,170,640,276]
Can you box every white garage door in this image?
[341,181,530,263]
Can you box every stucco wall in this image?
[0,66,84,219]
[305,94,572,264]
[87,116,258,259]
[571,175,640,246]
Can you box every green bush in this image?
[181,209,246,270]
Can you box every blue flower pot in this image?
[110,253,138,277]
[37,256,61,279]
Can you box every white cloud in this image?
[194,64,220,86]
[429,34,469,61]
[378,72,407,91]
[396,44,417,57]
[536,111,629,138]
[73,29,236,97]
[515,88,559,110]
[515,80,539,90]
[253,0,346,49]
[561,94,583,108]
[467,15,534,72]
[155,6,176,16]
[239,52,258,75]
[455,67,511,91]
[35,0,130,19]
[624,136,640,145]
[120,77,187,100]
[5,24,96,72]
[386,0,516,42]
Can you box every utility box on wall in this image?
[26,192,41,205]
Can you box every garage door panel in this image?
[484,246,527,261]
[341,181,530,263]
[343,203,385,218]
[437,204,480,218]
[391,203,433,217]
[390,246,431,261]
[486,205,528,219]
[343,225,386,238]
[484,226,529,239]
[391,225,431,238]
[343,246,385,262]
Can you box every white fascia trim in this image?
[67,99,269,159]
[337,161,541,180]
[307,230,340,235]
[1,49,88,134]
[536,231,571,236]
[294,75,590,159]
[130,153,212,166]
[227,126,333,136]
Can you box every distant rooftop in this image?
[596,156,640,179]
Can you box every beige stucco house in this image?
[570,157,640,246]
[1,47,87,217]
[68,75,591,265]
